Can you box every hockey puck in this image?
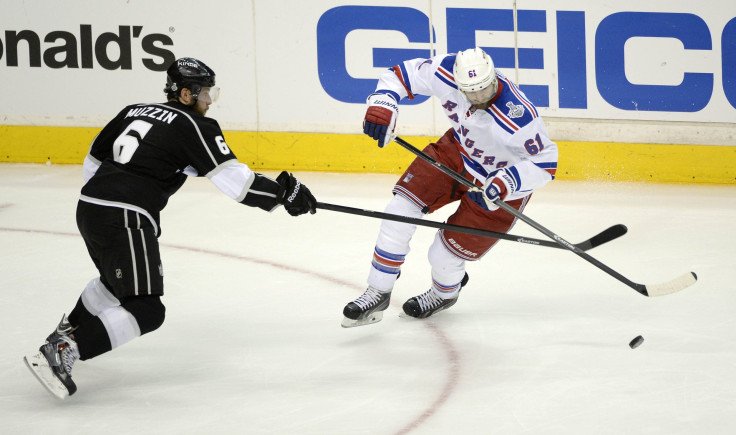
[629,335,644,349]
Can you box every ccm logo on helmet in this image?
[0,25,175,71]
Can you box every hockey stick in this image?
[392,136,697,297]
[316,202,626,251]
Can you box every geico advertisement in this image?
[1,0,734,132]
[318,0,735,124]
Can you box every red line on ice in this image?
[1,226,460,433]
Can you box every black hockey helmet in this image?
[164,57,216,100]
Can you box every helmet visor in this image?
[463,79,497,104]
[198,86,220,103]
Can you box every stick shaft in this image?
[392,136,690,296]
[318,202,597,250]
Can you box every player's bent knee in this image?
[81,277,121,316]
[428,233,466,284]
[120,295,166,335]
[428,234,464,267]
[377,195,424,250]
[385,194,424,218]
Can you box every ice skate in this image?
[46,314,76,343]
[24,335,80,400]
[402,273,469,319]
[342,286,391,328]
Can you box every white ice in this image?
[1,164,735,434]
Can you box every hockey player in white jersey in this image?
[342,48,558,327]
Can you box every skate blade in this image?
[23,352,69,400]
[398,309,442,320]
[341,310,384,328]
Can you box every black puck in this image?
[629,335,644,349]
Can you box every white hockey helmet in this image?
[453,48,498,101]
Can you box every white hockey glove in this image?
[363,92,398,148]
[467,168,518,212]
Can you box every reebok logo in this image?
[0,25,175,71]
[288,181,301,203]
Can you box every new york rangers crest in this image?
[506,101,525,118]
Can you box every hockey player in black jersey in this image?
[23,57,317,400]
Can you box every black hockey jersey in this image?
[80,101,281,236]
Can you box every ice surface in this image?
[2,164,735,434]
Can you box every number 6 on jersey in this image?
[215,135,230,154]
[113,120,153,164]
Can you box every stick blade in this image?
[576,224,628,251]
[644,272,698,297]
[588,224,627,248]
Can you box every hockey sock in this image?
[431,278,462,300]
[68,277,120,328]
[367,195,423,291]
[120,295,166,334]
[73,317,113,360]
[428,233,466,300]
[368,246,405,291]
[67,296,95,328]
[72,295,165,361]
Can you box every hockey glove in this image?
[276,171,317,216]
[467,168,518,212]
[363,92,399,148]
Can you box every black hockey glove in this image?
[276,171,317,216]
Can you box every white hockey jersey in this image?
[374,53,558,201]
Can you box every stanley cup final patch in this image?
[506,101,524,118]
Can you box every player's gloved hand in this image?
[363,92,399,148]
[276,171,317,216]
[467,168,518,212]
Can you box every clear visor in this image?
[462,79,498,105]
[198,86,220,103]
